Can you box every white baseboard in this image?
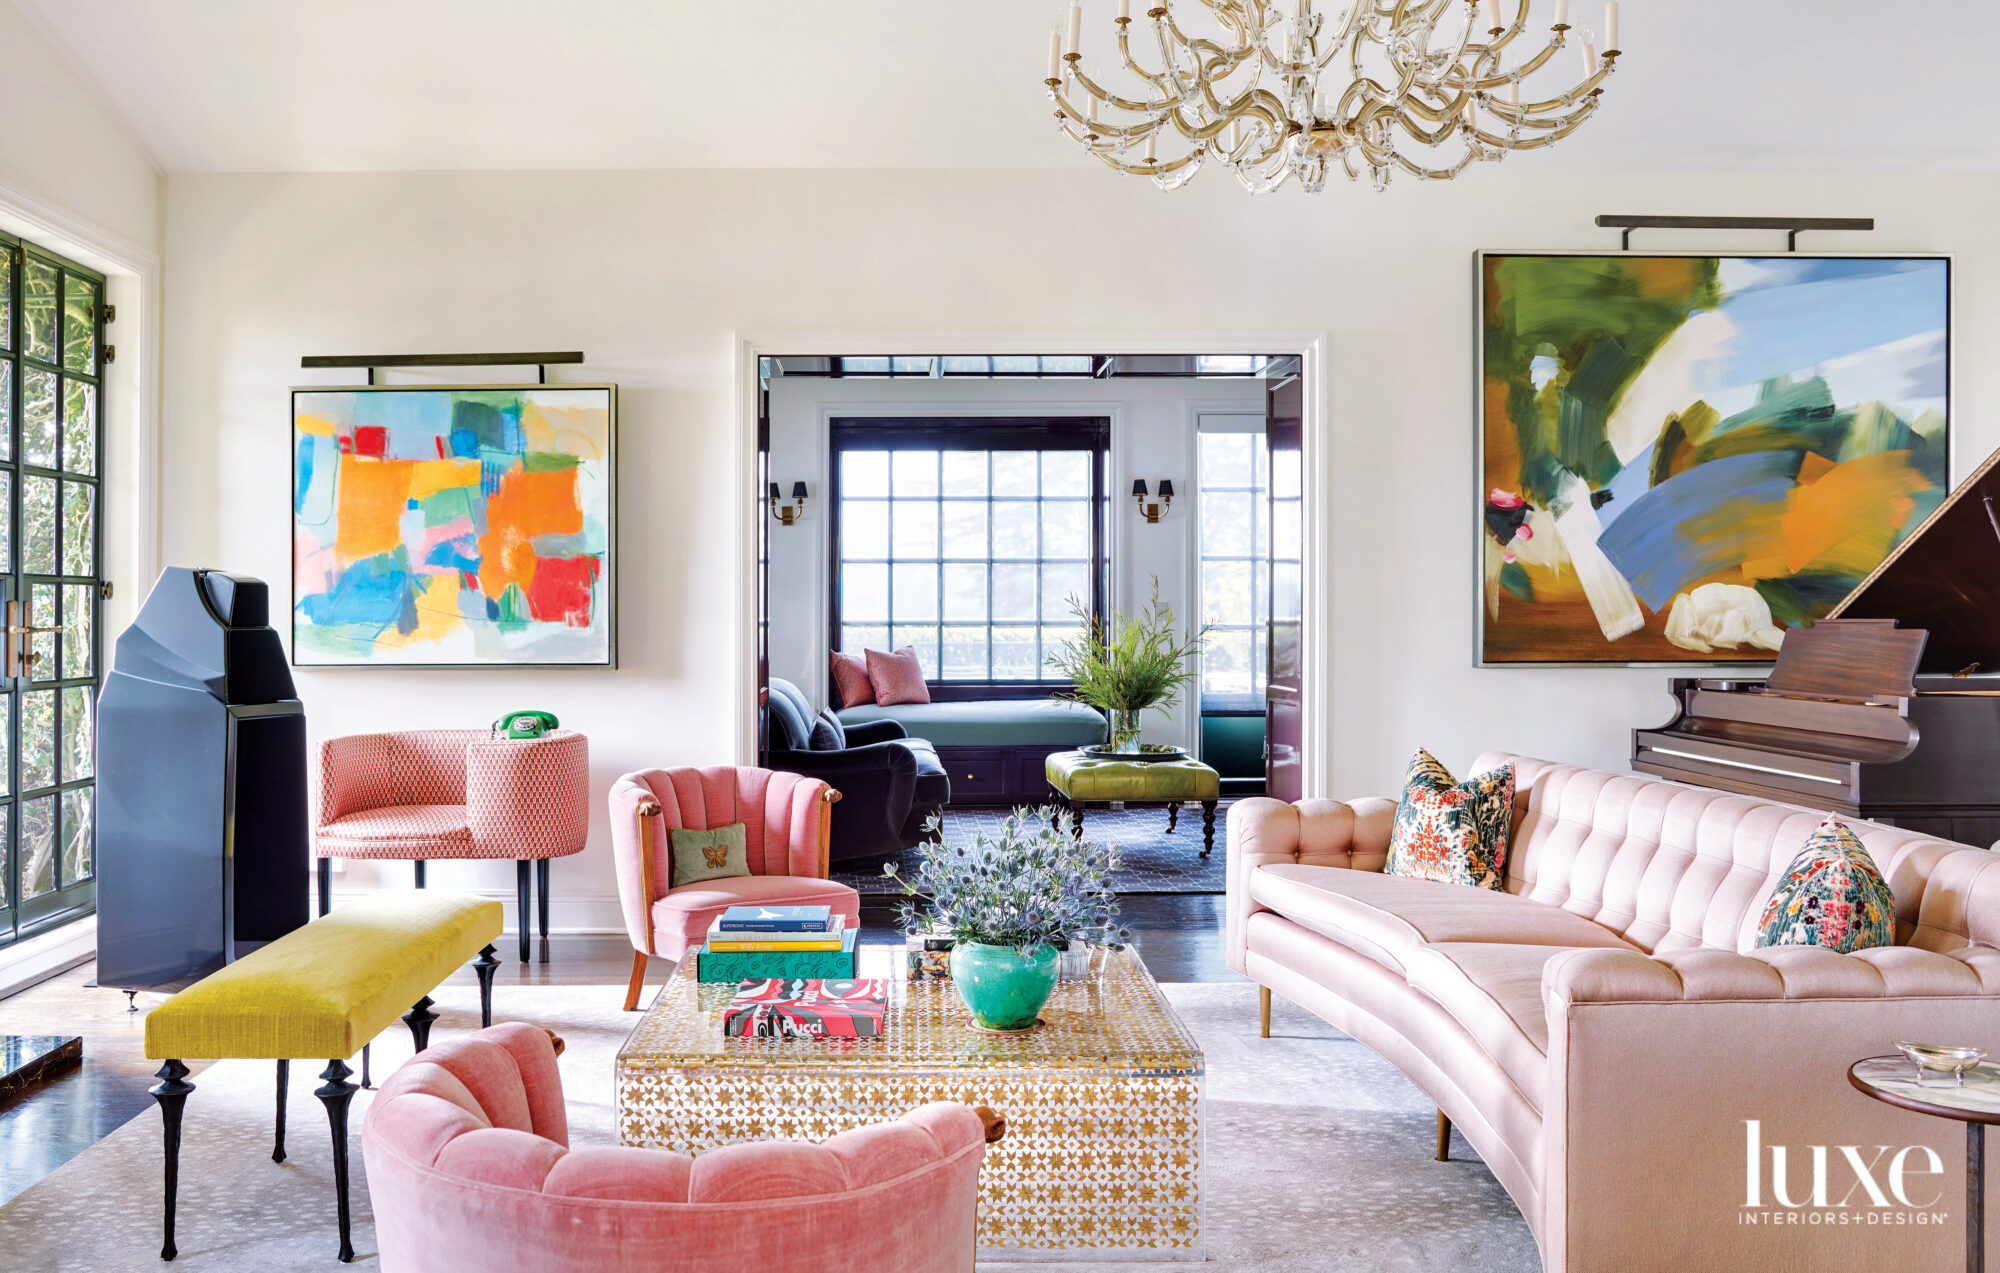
[0,915,98,1001]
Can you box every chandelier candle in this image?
[1044,0,1627,193]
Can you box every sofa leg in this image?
[474,943,499,1027]
[151,1059,194,1262]
[1435,1109,1451,1162]
[1259,985,1271,1038]
[624,950,648,1012]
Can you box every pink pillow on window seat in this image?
[831,650,875,709]
[865,647,931,706]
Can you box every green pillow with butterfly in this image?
[669,822,751,887]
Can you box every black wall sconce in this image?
[1133,479,1174,524]
[768,481,808,526]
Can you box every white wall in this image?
[764,375,1264,752]
[0,0,162,757]
[159,166,2000,930]
[0,0,159,254]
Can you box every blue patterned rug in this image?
[832,803,1231,896]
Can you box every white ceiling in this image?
[16,0,2000,175]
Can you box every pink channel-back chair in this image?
[364,1024,1001,1273]
[609,766,860,1010]
[316,729,590,961]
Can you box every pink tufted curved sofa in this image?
[1228,752,2000,1273]
[609,766,860,1009]
[363,1023,996,1272]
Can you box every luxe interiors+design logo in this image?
[1742,1121,1949,1227]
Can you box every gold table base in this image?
[616,947,1205,1261]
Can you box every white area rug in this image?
[0,982,1540,1271]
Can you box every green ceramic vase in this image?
[950,941,1059,1031]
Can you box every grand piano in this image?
[1632,446,2000,848]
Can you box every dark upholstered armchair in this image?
[766,678,950,861]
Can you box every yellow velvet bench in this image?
[144,892,504,1263]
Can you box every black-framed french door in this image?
[0,233,106,949]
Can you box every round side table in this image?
[1850,1055,2000,1273]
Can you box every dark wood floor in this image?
[0,893,1231,1204]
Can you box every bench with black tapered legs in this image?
[144,892,504,1263]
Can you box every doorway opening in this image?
[753,352,1304,897]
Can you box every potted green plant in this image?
[1046,580,1210,753]
[885,810,1125,1032]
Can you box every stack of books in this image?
[722,978,888,1039]
[693,905,858,983]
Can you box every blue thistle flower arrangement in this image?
[885,807,1127,953]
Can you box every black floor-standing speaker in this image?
[95,568,308,992]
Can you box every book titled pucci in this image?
[721,978,888,1039]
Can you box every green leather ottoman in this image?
[1044,751,1222,857]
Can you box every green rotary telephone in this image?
[494,710,559,740]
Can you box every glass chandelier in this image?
[1044,0,1623,193]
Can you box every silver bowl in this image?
[1894,1040,1989,1086]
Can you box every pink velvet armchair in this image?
[316,729,590,961]
[364,1024,1003,1273]
[610,766,859,1010]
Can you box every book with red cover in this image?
[722,978,888,1039]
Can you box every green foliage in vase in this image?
[885,809,1127,952]
[1045,578,1210,719]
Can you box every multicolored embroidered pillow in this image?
[1754,816,1895,953]
[1384,749,1515,891]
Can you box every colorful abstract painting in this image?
[292,386,615,666]
[1478,254,1948,664]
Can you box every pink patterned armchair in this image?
[364,1024,1002,1273]
[316,730,590,961]
[610,766,859,1010]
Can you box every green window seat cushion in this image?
[835,698,1107,747]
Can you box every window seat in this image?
[836,699,1105,747]
[836,699,1106,806]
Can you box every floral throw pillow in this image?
[1384,749,1515,891]
[1754,816,1895,953]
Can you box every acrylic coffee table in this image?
[1850,1055,2000,1273]
[616,946,1205,1262]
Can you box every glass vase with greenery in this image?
[885,810,1126,1030]
[1045,579,1210,753]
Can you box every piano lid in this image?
[1830,443,2000,676]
